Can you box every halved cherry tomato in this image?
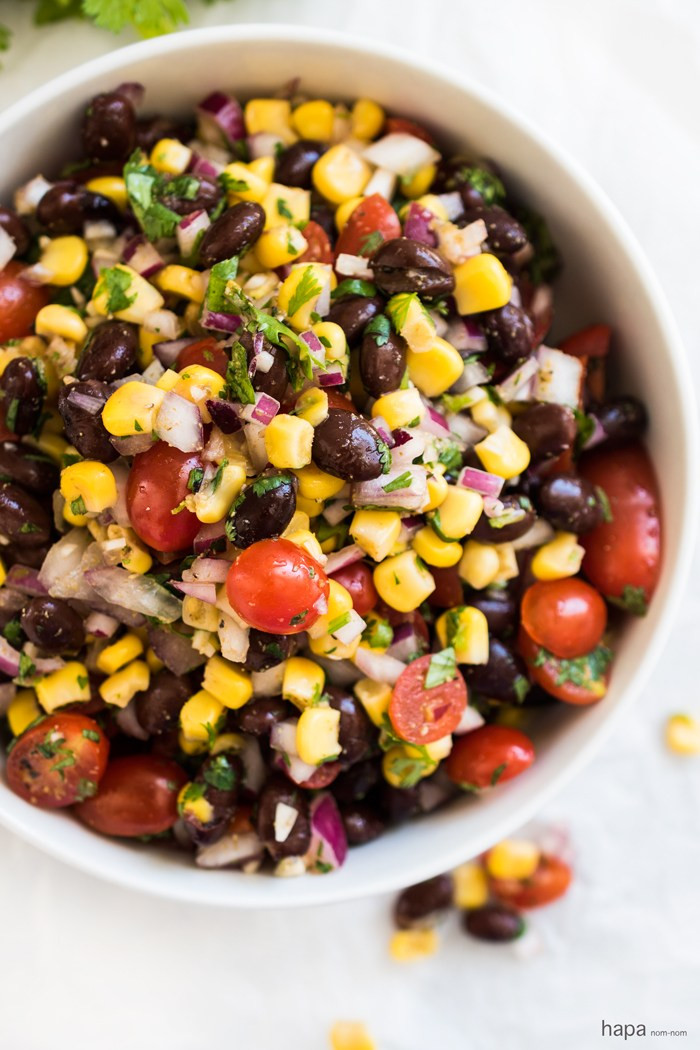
[329,560,377,617]
[428,566,464,609]
[335,194,401,258]
[517,625,610,705]
[580,443,661,613]
[560,323,612,358]
[489,853,572,909]
[445,725,534,790]
[389,653,467,745]
[177,337,228,377]
[521,579,607,659]
[226,538,329,634]
[75,754,187,837]
[6,713,109,809]
[297,220,333,264]
[0,262,50,343]
[126,442,203,552]
[384,117,436,146]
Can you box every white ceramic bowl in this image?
[0,25,695,908]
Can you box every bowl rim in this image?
[0,22,696,908]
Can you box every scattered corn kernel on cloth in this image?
[0,1,699,1048]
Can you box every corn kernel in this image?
[7,689,40,737]
[102,381,165,437]
[96,633,144,675]
[244,99,293,140]
[454,253,512,315]
[137,327,159,367]
[307,578,354,640]
[99,660,150,709]
[296,495,324,518]
[0,556,6,588]
[194,461,246,524]
[423,472,449,512]
[221,161,268,204]
[330,1022,376,1050]
[85,175,128,209]
[180,689,224,743]
[471,397,512,433]
[62,501,88,527]
[210,731,246,756]
[264,414,314,469]
[282,656,325,709]
[203,654,253,710]
[294,387,329,428]
[262,182,311,231]
[39,236,88,286]
[154,265,206,304]
[354,677,392,726]
[433,486,483,540]
[178,782,214,824]
[146,647,164,673]
[149,138,192,175]
[374,550,435,612]
[293,463,345,502]
[308,632,360,661]
[90,263,164,324]
[121,541,152,575]
[493,541,519,584]
[35,661,91,713]
[436,605,489,664]
[278,263,336,332]
[387,293,435,353]
[458,540,500,590]
[255,225,307,268]
[350,98,385,140]
[486,839,541,880]
[475,425,531,480]
[290,99,335,141]
[35,304,88,344]
[174,364,226,418]
[453,862,489,910]
[284,529,326,563]
[311,320,347,362]
[402,163,437,199]
[412,526,462,568]
[178,731,207,755]
[666,713,700,755]
[372,387,425,430]
[296,705,341,765]
[182,595,220,633]
[60,460,117,515]
[335,196,363,232]
[350,510,402,562]
[413,194,449,220]
[389,928,439,962]
[406,337,463,398]
[248,155,274,182]
[531,531,585,581]
[313,144,371,204]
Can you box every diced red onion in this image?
[196,91,245,146]
[436,191,465,221]
[446,317,487,353]
[5,564,48,596]
[148,625,206,675]
[325,544,365,576]
[495,355,539,402]
[176,209,210,258]
[353,646,406,684]
[389,431,426,468]
[458,466,504,498]
[403,203,437,247]
[305,793,348,873]
[115,699,149,740]
[400,514,423,536]
[387,622,425,663]
[247,132,285,159]
[193,519,227,554]
[420,405,451,438]
[273,752,319,787]
[154,391,204,453]
[122,235,164,278]
[201,308,243,334]
[0,637,20,677]
[368,415,393,447]
[353,466,428,511]
[447,413,487,445]
[362,133,440,175]
[0,225,17,270]
[454,704,486,735]
[66,387,105,415]
[534,346,584,407]
[33,654,65,675]
[335,253,375,279]
[172,580,218,604]
[316,366,345,387]
[251,348,274,375]
[86,567,182,623]
[300,329,325,359]
[0,682,16,715]
[183,557,230,584]
[110,433,157,457]
[115,81,145,108]
[189,151,224,178]
[84,611,119,639]
[238,391,280,426]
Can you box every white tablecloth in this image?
[0,3,698,1047]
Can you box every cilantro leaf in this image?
[276,197,293,220]
[220,173,250,195]
[358,230,385,257]
[83,0,189,38]
[187,467,204,492]
[203,754,237,792]
[608,585,648,617]
[328,611,352,634]
[361,615,393,650]
[286,266,322,319]
[205,257,239,313]
[382,470,413,493]
[364,314,391,347]
[515,205,561,285]
[95,266,136,314]
[225,341,255,405]
[18,652,36,681]
[454,165,505,206]
[331,278,377,300]
[424,647,457,689]
[251,474,290,497]
[123,151,183,240]
[595,485,613,523]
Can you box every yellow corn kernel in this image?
[35,661,91,713]
[296,495,324,519]
[531,531,585,581]
[405,734,453,763]
[406,337,463,398]
[665,714,700,755]
[177,782,214,824]
[146,647,164,673]
[453,862,489,910]
[475,425,530,480]
[389,927,439,962]
[174,364,226,417]
[248,156,275,183]
[39,236,88,286]
[149,138,192,175]
[294,463,345,502]
[210,731,245,756]
[96,633,144,675]
[154,265,206,304]
[291,99,334,141]
[486,838,541,881]
[264,414,314,469]
[262,183,311,231]
[102,381,165,437]
[155,369,182,393]
[35,304,88,344]
[414,194,448,220]
[182,595,220,633]
[493,542,519,584]
[282,656,326,709]
[387,292,435,353]
[402,163,437,200]
[458,540,500,590]
[255,225,307,268]
[423,472,449,513]
[351,98,385,140]
[202,654,253,710]
[374,550,435,612]
[179,689,224,743]
[307,578,354,640]
[121,542,152,574]
[25,431,68,464]
[194,461,246,524]
[60,460,117,515]
[349,510,402,563]
[371,388,425,431]
[244,98,293,139]
[350,678,392,731]
[7,689,40,737]
[277,262,335,331]
[296,705,341,765]
[62,501,88,527]
[221,161,268,204]
[436,605,489,664]
[90,263,164,324]
[294,387,329,428]
[329,1022,376,1050]
[434,486,483,540]
[285,528,325,563]
[381,744,431,786]
[335,196,363,232]
[471,397,512,434]
[0,557,6,587]
[454,253,512,315]
[308,632,360,661]
[311,320,347,362]
[178,731,207,755]
[412,526,462,568]
[313,144,371,204]
[137,327,160,368]
[99,660,150,709]
[85,175,128,209]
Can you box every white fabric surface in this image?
[0,2,698,1047]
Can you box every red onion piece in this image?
[316,366,345,387]
[182,557,230,584]
[495,356,539,402]
[238,391,280,426]
[420,405,451,438]
[110,433,157,457]
[172,580,218,604]
[300,329,325,359]
[352,467,428,511]
[0,637,20,677]
[148,625,206,675]
[193,519,227,554]
[458,466,504,498]
[84,610,119,639]
[176,209,210,258]
[370,415,394,447]
[154,391,204,453]
[201,308,243,334]
[454,704,486,735]
[446,317,488,353]
[189,152,224,179]
[305,793,348,873]
[403,202,437,246]
[115,699,149,741]
[197,91,245,146]
[248,132,285,159]
[325,544,364,576]
[5,564,48,596]
[205,398,242,434]
[122,235,164,278]
[66,387,105,415]
[387,622,425,662]
[153,336,198,366]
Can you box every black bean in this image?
[372,238,454,298]
[433,156,484,207]
[275,140,327,188]
[3,543,49,570]
[134,670,191,735]
[331,758,381,804]
[463,638,530,703]
[256,776,311,860]
[472,494,536,544]
[359,326,407,397]
[199,202,265,266]
[160,175,221,218]
[310,203,336,244]
[0,442,58,495]
[183,750,242,847]
[326,295,384,345]
[135,116,193,153]
[342,803,385,846]
[596,396,647,444]
[512,402,577,462]
[463,902,525,942]
[82,92,136,162]
[243,630,301,672]
[238,330,289,403]
[0,206,30,256]
[394,874,454,929]
[462,205,527,255]
[0,483,50,548]
[227,471,298,549]
[313,408,385,482]
[326,685,374,767]
[0,358,44,436]
[479,305,534,362]
[36,181,121,236]
[380,783,421,824]
[76,320,138,383]
[463,590,518,638]
[57,379,118,462]
[235,696,289,734]
[538,474,605,534]
[20,596,85,654]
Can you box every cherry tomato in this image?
[226,538,329,634]
[560,323,611,358]
[74,754,187,837]
[517,625,610,705]
[580,443,661,612]
[384,116,436,145]
[335,194,401,258]
[445,725,534,790]
[177,337,228,377]
[297,220,333,264]
[389,653,467,745]
[489,854,572,909]
[329,560,377,617]
[428,566,464,609]
[324,390,355,412]
[6,713,109,809]
[521,579,607,660]
[126,442,203,552]
[0,262,50,343]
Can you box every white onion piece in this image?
[312,656,363,687]
[253,349,274,374]
[140,359,165,386]
[333,609,366,646]
[454,705,486,735]
[271,718,299,756]
[436,191,464,221]
[510,519,556,551]
[323,499,353,527]
[362,166,397,200]
[38,528,91,599]
[244,421,269,472]
[248,131,285,158]
[274,856,307,878]
[182,557,230,584]
[389,431,426,467]
[84,611,120,639]
[0,225,17,271]
[362,133,440,176]
[176,209,210,258]
[14,175,52,216]
[274,802,299,843]
[142,308,183,341]
[196,831,264,870]
[85,567,182,623]
[84,219,117,243]
[335,253,374,280]
[434,218,487,265]
[252,661,286,697]
[173,580,218,604]
[324,544,364,576]
[240,735,266,795]
[353,646,405,685]
[217,611,249,664]
[154,392,204,453]
[495,356,539,403]
[458,359,492,390]
[352,467,427,512]
[447,413,487,445]
[534,346,584,407]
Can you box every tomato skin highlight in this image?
[297,220,333,264]
[389,653,467,745]
[428,566,464,609]
[6,713,109,809]
[520,579,607,659]
[517,625,610,705]
[580,443,661,609]
[445,725,534,789]
[560,323,612,358]
[489,854,572,909]
[74,754,187,837]
[335,194,401,258]
[126,442,203,552]
[0,262,50,343]
[329,561,377,617]
[226,538,329,634]
[177,337,228,376]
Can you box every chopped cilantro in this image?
[382,470,413,493]
[364,314,391,346]
[210,458,228,493]
[225,341,256,405]
[286,266,322,318]
[595,485,613,523]
[362,616,393,650]
[436,440,464,476]
[82,728,101,742]
[123,151,186,241]
[3,619,23,647]
[331,278,377,300]
[18,652,35,680]
[358,230,385,257]
[76,777,97,801]
[251,473,290,497]
[424,647,457,689]
[573,407,595,453]
[177,781,206,815]
[328,611,352,634]
[187,467,204,492]
[70,495,87,516]
[77,675,89,690]
[289,610,308,626]
[205,257,240,313]
[515,204,561,285]
[96,266,136,314]
[263,642,285,661]
[133,420,143,432]
[276,197,293,220]
[454,165,505,206]
[19,522,41,534]
[203,754,237,792]
[376,439,392,474]
[5,398,19,433]
[490,762,507,786]
[534,643,614,687]
[220,173,250,194]
[608,585,648,617]
[513,675,531,703]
